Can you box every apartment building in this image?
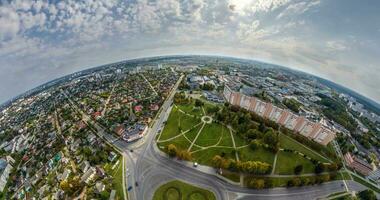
[223,86,336,145]
[344,153,373,176]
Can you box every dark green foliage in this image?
[318,94,357,132]
[294,165,303,175]
[283,98,301,113]
[358,189,376,200]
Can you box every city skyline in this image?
[1,0,380,104]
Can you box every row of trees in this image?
[167,144,192,161]
[246,174,333,189]
[212,155,271,175]
[215,104,280,152]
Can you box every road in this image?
[63,73,373,200]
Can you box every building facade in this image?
[344,153,373,176]
[223,86,336,145]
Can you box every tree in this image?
[249,179,265,189]
[60,180,70,192]
[212,155,223,168]
[250,140,260,150]
[358,189,376,200]
[247,129,262,140]
[315,163,325,174]
[178,150,192,161]
[301,177,311,186]
[294,165,303,175]
[167,144,178,157]
[327,163,338,172]
[263,130,279,152]
[287,178,301,187]
[195,99,204,107]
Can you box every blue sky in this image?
[0,0,379,103]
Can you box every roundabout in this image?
[201,116,213,124]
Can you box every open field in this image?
[274,151,315,175]
[153,180,216,200]
[104,157,124,200]
[279,133,330,163]
[238,146,275,165]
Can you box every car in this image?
[193,162,198,167]
[135,182,139,187]
[127,186,133,191]
[130,149,134,153]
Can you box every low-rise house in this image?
[108,152,117,162]
[58,169,71,181]
[95,182,105,193]
[81,167,96,184]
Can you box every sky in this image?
[0,0,379,104]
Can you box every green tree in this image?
[250,140,260,150]
[315,163,325,174]
[294,165,303,175]
[358,189,376,200]
[167,144,178,157]
[195,99,204,107]
[249,179,265,189]
[212,155,223,168]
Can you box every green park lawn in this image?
[153,180,216,200]
[274,151,315,175]
[193,123,224,147]
[159,106,200,141]
[191,147,236,166]
[104,157,124,200]
[177,104,203,117]
[238,146,275,165]
[158,101,329,177]
[279,133,330,163]
[159,135,193,151]
[217,128,234,147]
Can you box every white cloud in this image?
[0,7,20,40]
[326,40,349,51]
[276,0,320,19]
[229,0,290,15]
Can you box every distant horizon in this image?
[3,54,380,110]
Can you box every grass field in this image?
[192,147,236,166]
[194,123,224,147]
[279,133,330,163]
[274,151,315,175]
[238,146,275,165]
[106,157,124,200]
[153,180,216,200]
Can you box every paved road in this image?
[63,74,374,200]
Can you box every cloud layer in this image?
[0,0,379,103]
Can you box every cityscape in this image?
[1,1,380,200]
[0,56,379,199]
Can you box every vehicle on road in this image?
[128,186,133,191]
[135,182,139,187]
[193,162,198,167]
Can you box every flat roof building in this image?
[344,153,373,176]
[223,85,336,146]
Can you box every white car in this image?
[193,162,198,167]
